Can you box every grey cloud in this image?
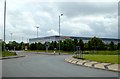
[56,2,117,17]
[2,1,118,43]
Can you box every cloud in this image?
[56,2,118,18]
[0,0,118,43]
[47,29,59,36]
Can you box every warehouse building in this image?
[29,35,119,44]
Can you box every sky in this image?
[0,0,119,43]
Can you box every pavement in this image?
[65,57,120,72]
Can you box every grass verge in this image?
[73,54,120,64]
[1,51,17,57]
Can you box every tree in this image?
[18,42,25,50]
[63,39,75,51]
[30,43,36,50]
[78,39,84,51]
[38,42,44,50]
[53,41,57,48]
[117,42,120,50]
[109,41,115,50]
[73,39,78,46]
[49,41,54,50]
[84,43,88,50]
[87,37,105,50]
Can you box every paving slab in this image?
[107,64,120,71]
[68,59,73,63]
[84,61,99,67]
[76,60,89,65]
[72,58,78,61]
[94,63,111,69]
[71,60,77,64]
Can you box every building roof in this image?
[29,35,119,41]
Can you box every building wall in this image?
[29,36,118,45]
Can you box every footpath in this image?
[65,57,120,72]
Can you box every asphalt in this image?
[2,51,119,77]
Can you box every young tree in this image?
[38,42,44,50]
[78,39,84,51]
[73,39,78,46]
[117,42,120,50]
[49,41,54,50]
[87,37,105,50]
[109,41,115,50]
[63,39,75,51]
[30,43,36,50]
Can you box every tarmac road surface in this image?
[2,51,118,77]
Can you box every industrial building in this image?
[29,35,119,44]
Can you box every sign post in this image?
[45,42,49,54]
[76,46,83,59]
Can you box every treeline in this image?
[2,41,25,51]
[2,37,120,51]
[29,37,119,51]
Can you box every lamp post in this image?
[36,26,39,51]
[21,37,24,50]
[4,0,6,51]
[36,26,39,39]
[59,14,63,55]
[10,33,12,42]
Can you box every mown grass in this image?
[2,51,17,57]
[73,54,120,64]
[83,50,119,55]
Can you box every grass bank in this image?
[83,50,119,55]
[73,55,120,64]
[1,51,17,57]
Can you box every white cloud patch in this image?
[0,0,118,43]
[47,29,59,35]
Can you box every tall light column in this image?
[10,33,12,42]
[36,26,39,40]
[59,14,63,55]
[36,26,39,51]
[4,0,6,50]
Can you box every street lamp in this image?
[10,33,12,42]
[36,26,39,39]
[4,0,6,51]
[36,26,39,51]
[59,14,63,55]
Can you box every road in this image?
[2,51,118,77]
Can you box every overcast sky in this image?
[0,0,119,43]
